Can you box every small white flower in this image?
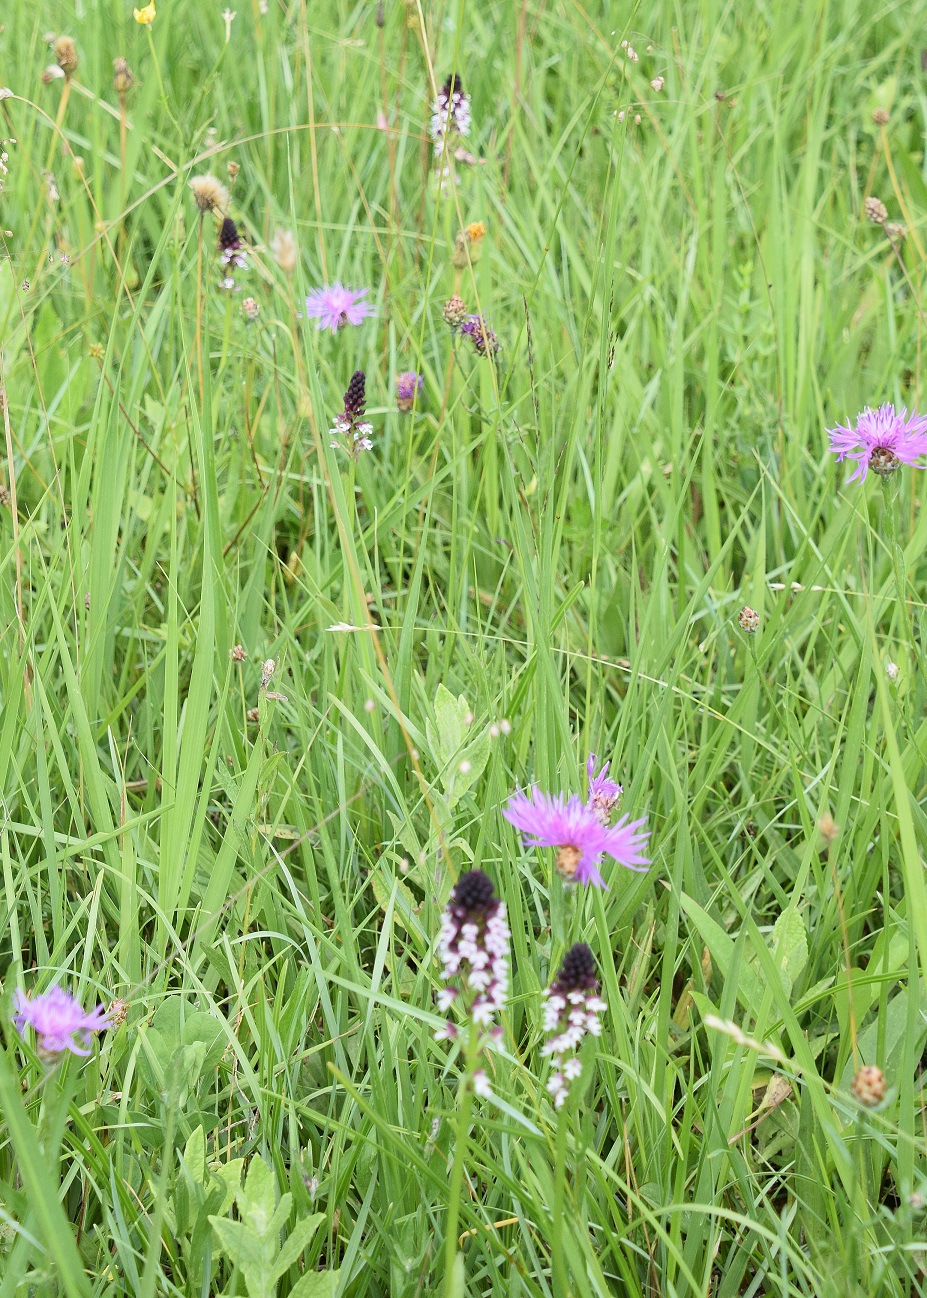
[886,661,899,681]
[473,1070,491,1097]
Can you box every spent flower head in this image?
[827,403,927,483]
[504,788,649,888]
[13,986,108,1062]
[306,283,373,333]
[271,227,298,275]
[53,37,79,77]
[542,944,606,1108]
[460,314,499,358]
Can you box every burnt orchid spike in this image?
[343,370,366,420]
[218,216,241,251]
[542,943,606,1108]
[443,74,463,98]
[436,869,510,1081]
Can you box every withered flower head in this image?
[54,36,79,77]
[189,174,229,215]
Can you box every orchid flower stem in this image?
[551,1104,570,1296]
[443,1023,477,1298]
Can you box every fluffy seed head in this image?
[271,228,298,275]
[190,174,229,214]
[54,37,79,76]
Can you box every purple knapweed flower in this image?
[329,370,373,458]
[13,986,108,1062]
[542,944,606,1108]
[460,314,498,358]
[436,869,509,1069]
[430,74,472,158]
[306,283,374,333]
[504,789,649,888]
[827,403,927,482]
[396,371,424,412]
[586,754,623,825]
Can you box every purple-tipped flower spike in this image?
[827,403,927,483]
[13,986,108,1062]
[430,73,472,159]
[542,944,606,1108]
[586,755,623,825]
[218,216,247,290]
[330,370,374,459]
[504,789,649,888]
[396,370,424,412]
[306,283,374,334]
[436,869,509,1072]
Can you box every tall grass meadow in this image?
[1,0,927,1293]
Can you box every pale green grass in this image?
[1,0,927,1294]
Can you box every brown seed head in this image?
[738,606,760,635]
[54,36,79,76]
[230,644,248,662]
[865,196,888,225]
[871,107,890,126]
[189,174,229,215]
[852,1064,886,1107]
[227,160,240,184]
[817,813,839,844]
[113,58,134,95]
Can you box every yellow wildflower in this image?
[467,222,487,243]
[134,1,156,24]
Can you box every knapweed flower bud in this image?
[271,227,298,274]
[852,1064,886,1106]
[396,371,424,412]
[738,606,760,635]
[542,944,606,1108]
[113,58,134,95]
[443,294,467,330]
[871,107,890,126]
[189,174,229,215]
[865,196,888,225]
[54,37,79,77]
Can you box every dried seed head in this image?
[54,36,79,76]
[189,174,229,214]
[108,999,128,1028]
[227,160,240,184]
[651,76,665,91]
[738,606,760,635]
[260,658,276,688]
[871,107,890,126]
[271,227,298,274]
[443,294,467,329]
[113,58,134,95]
[230,644,247,662]
[865,196,888,225]
[852,1064,886,1107]
[817,813,839,844]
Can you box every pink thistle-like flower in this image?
[586,754,623,824]
[305,283,373,333]
[13,986,108,1061]
[503,789,649,887]
[827,403,927,482]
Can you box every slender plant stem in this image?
[443,1027,476,1298]
[196,214,205,404]
[551,1104,569,1297]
